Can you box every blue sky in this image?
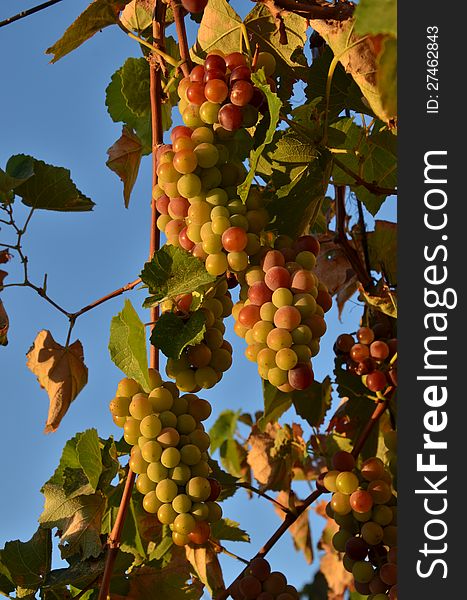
[0,1,395,596]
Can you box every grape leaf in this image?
[185,545,225,598]
[292,377,332,428]
[106,67,152,151]
[0,155,34,193]
[141,245,216,307]
[354,0,397,37]
[106,126,143,208]
[238,70,282,203]
[207,458,239,501]
[150,311,206,359]
[377,37,397,121]
[210,519,250,543]
[258,382,293,432]
[120,0,153,32]
[1,528,51,597]
[123,563,204,599]
[46,0,131,63]
[40,489,106,560]
[108,299,151,391]
[26,330,88,433]
[121,57,152,117]
[275,492,313,564]
[209,410,240,453]
[12,156,94,212]
[0,299,8,346]
[367,220,397,285]
[247,424,294,491]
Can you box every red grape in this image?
[205,79,229,103]
[221,226,248,252]
[205,54,227,73]
[264,266,291,291]
[248,281,273,305]
[366,370,388,392]
[288,363,313,390]
[238,304,261,327]
[225,52,248,70]
[189,65,205,82]
[262,250,286,270]
[230,80,254,106]
[230,66,252,83]
[218,103,243,131]
[187,82,206,105]
[181,0,208,14]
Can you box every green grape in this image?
[180,444,202,466]
[272,288,294,308]
[194,366,219,388]
[361,521,384,545]
[206,187,228,206]
[187,396,212,421]
[191,502,210,521]
[173,512,197,535]
[157,503,178,525]
[211,205,230,219]
[161,447,181,469]
[188,200,212,225]
[291,324,312,345]
[141,440,163,463]
[210,348,232,372]
[156,478,179,503]
[182,104,204,127]
[194,143,219,168]
[383,525,397,546]
[266,328,293,351]
[157,162,180,184]
[296,251,316,270]
[353,510,372,523]
[192,126,214,145]
[171,395,189,416]
[177,414,197,435]
[260,302,277,322]
[292,344,312,362]
[129,448,148,474]
[245,343,267,362]
[205,253,229,276]
[124,418,142,444]
[257,347,277,370]
[372,504,393,526]
[190,460,210,478]
[175,369,197,392]
[173,149,198,174]
[142,490,163,513]
[156,214,171,233]
[159,410,178,428]
[229,213,249,230]
[136,473,156,495]
[204,327,224,350]
[149,387,173,412]
[245,232,261,255]
[200,166,222,190]
[139,414,162,439]
[172,494,193,514]
[384,430,397,453]
[332,529,353,552]
[336,471,360,494]
[170,464,192,485]
[177,173,202,198]
[199,101,220,124]
[268,367,288,387]
[129,393,152,420]
[343,554,355,573]
[206,501,223,522]
[211,216,230,236]
[352,561,375,584]
[331,492,352,515]
[109,396,131,418]
[252,321,274,344]
[227,251,248,272]
[189,429,211,452]
[323,470,340,492]
[293,293,317,318]
[137,435,152,450]
[275,348,298,370]
[203,297,223,319]
[157,427,180,448]
[186,476,211,501]
[245,266,265,286]
[147,462,169,483]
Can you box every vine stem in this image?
[217,394,391,600]
[333,158,397,196]
[97,3,166,598]
[170,0,192,77]
[236,482,291,514]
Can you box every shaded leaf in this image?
[207,458,239,501]
[360,285,397,318]
[0,155,34,193]
[123,562,203,600]
[247,424,294,491]
[377,37,397,124]
[13,155,94,212]
[354,0,397,37]
[292,377,332,428]
[141,245,216,307]
[185,545,225,598]
[210,519,250,543]
[367,220,397,285]
[150,311,206,360]
[1,528,51,596]
[121,57,151,117]
[275,492,313,564]
[40,488,106,560]
[258,382,292,431]
[108,299,151,392]
[106,126,143,208]
[26,330,88,433]
[46,0,131,63]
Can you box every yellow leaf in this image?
[26,330,88,433]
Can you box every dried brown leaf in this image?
[0,250,12,264]
[26,330,88,433]
[0,298,8,346]
[247,423,293,491]
[274,491,314,564]
[106,126,143,208]
[315,236,355,295]
[185,543,225,598]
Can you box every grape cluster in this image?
[319,450,397,599]
[334,327,397,392]
[229,557,299,600]
[154,50,276,277]
[109,372,223,546]
[232,235,331,391]
[163,280,234,391]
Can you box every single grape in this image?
[263,572,287,595]
[332,450,356,471]
[170,464,192,486]
[141,440,163,463]
[255,51,276,76]
[143,490,163,514]
[248,282,273,306]
[350,490,374,513]
[331,491,352,515]
[288,363,313,390]
[173,512,197,535]
[186,476,212,501]
[336,471,360,494]
[205,79,229,103]
[161,447,181,469]
[136,473,156,495]
[345,536,369,561]
[187,520,211,544]
[361,457,385,481]
[157,427,180,448]
[357,326,375,344]
[264,266,290,291]
[129,393,152,420]
[368,480,393,504]
[361,521,384,545]
[180,444,202,466]
[218,103,243,131]
[350,343,371,362]
[365,370,388,392]
[352,561,375,584]
[273,306,302,331]
[323,470,340,492]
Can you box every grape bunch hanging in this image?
[153,50,275,277]
[335,326,397,392]
[229,557,300,600]
[109,372,222,547]
[320,449,397,599]
[232,235,332,392]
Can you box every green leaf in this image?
[267,147,332,237]
[46,0,131,63]
[40,488,106,560]
[0,554,15,596]
[367,220,397,284]
[220,438,245,478]
[207,458,239,501]
[76,430,103,492]
[361,286,397,318]
[0,155,35,193]
[12,155,94,212]
[122,563,203,600]
[121,57,151,117]
[1,528,51,597]
[150,311,206,359]
[237,70,282,202]
[121,0,154,31]
[354,0,397,37]
[211,519,250,543]
[105,67,152,152]
[103,489,147,559]
[149,537,173,561]
[141,245,216,307]
[377,37,397,120]
[258,382,292,431]
[106,126,143,208]
[109,299,151,391]
[209,410,240,453]
[292,377,333,428]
